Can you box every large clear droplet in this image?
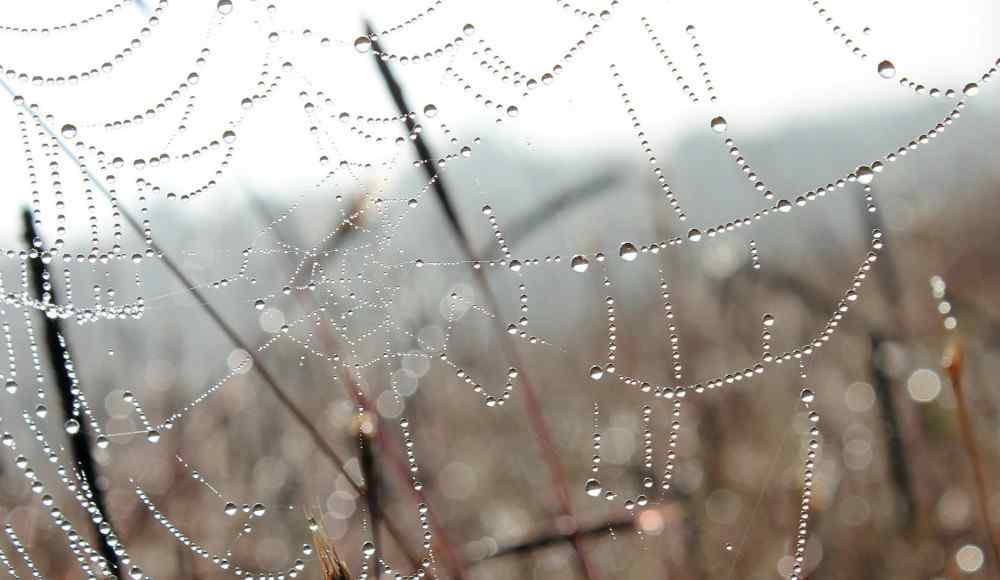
[354,36,372,53]
[362,541,376,558]
[217,0,233,14]
[800,388,815,404]
[61,124,77,139]
[710,116,727,133]
[877,60,896,79]
[619,242,638,261]
[585,478,603,497]
[856,165,874,185]
[64,418,81,435]
[570,255,590,273]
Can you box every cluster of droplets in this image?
[2,412,131,579]
[640,17,702,103]
[788,362,821,580]
[610,63,687,220]
[0,0,171,86]
[749,240,761,270]
[0,3,991,579]
[718,129,777,201]
[807,0,868,60]
[0,0,136,35]
[929,275,958,332]
[133,483,310,579]
[605,229,881,397]
[806,0,996,99]
[683,25,718,103]
[372,0,447,38]
[354,24,471,66]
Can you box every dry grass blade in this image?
[942,336,1000,573]
[311,516,354,580]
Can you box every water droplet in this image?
[423,104,437,117]
[362,541,376,558]
[856,165,874,185]
[217,0,233,14]
[64,418,81,435]
[224,502,238,516]
[254,299,266,310]
[762,313,775,327]
[463,23,476,36]
[4,379,17,394]
[724,542,734,552]
[589,365,604,380]
[252,503,266,517]
[571,255,590,273]
[508,260,523,272]
[585,478,603,497]
[963,83,979,97]
[710,116,727,133]
[60,124,77,139]
[506,105,520,118]
[687,228,703,242]
[146,430,161,443]
[129,566,144,580]
[354,36,372,53]
[619,242,638,261]
[222,129,237,144]
[800,388,815,404]
[877,60,896,79]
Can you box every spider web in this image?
[0,1,995,579]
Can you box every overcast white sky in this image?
[0,0,997,244]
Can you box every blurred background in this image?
[0,0,998,579]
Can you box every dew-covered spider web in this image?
[0,1,997,579]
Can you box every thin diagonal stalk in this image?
[470,517,635,565]
[478,171,621,260]
[365,24,597,579]
[943,338,1000,572]
[22,209,122,576]
[0,79,427,571]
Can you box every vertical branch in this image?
[21,209,122,575]
[857,195,918,528]
[365,22,597,580]
[869,334,916,525]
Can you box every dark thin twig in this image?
[856,195,917,528]
[869,333,916,524]
[469,517,634,565]
[356,416,382,578]
[0,79,428,571]
[366,22,597,580]
[21,209,122,576]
